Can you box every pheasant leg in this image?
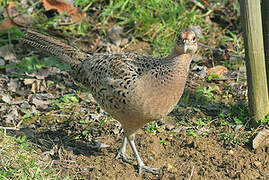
[128,137,160,174]
[116,136,135,162]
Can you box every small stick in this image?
[189,166,195,180]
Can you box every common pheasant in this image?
[20,26,201,174]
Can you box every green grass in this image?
[259,114,269,124]
[175,85,254,145]
[0,130,60,179]
[99,0,203,55]
[50,93,80,110]
[16,56,69,73]
[145,121,163,134]
[5,0,203,56]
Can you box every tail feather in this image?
[20,29,87,65]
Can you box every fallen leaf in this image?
[191,64,208,78]
[20,101,31,109]
[0,104,8,114]
[24,78,36,85]
[0,59,4,66]
[0,75,9,91]
[8,79,20,93]
[35,93,55,100]
[0,2,33,30]
[207,65,228,78]
[72,8,87,22]
[0,19,14,30]
[0,45,16,61]
[24,78,47,93]
[3,106,19,124]
[0,45,17,73]
[0,92,11,104]
[30,96,50,110]
[42,0,87,22]
[253,129,269,149]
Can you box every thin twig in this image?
[190,0,206,9]
[189,166,195,180]
[0,126,20,130]
[199,42,245,59]
[198,9,213,18]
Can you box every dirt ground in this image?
[87,130,269,180]
[18,114,268,180]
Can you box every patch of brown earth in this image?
[54,128,268,179]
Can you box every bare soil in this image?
[18,114,268,180]
[88,130,269,180]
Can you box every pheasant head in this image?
[174,26,202,55]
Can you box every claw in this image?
[117,136,160,174]
[116,150,135,162]
[138,164,160,175]
[128,137,159,175]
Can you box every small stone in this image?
[165,123,175,130]
[253,129,269,149]
[228,149,234,155]
[150,150,157,156]
[254,161,262,168]
[167,163,177,173]
[262,170,269,177]
[148,156,154,161]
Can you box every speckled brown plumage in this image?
[20,26,201,174]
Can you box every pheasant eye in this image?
[192,36,196,41]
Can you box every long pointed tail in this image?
[20,29,88,65]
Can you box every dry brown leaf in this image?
[207,65,228,78]
[30,96,49,110]
[0,45,16,61]
[0,19,14,30]
[7,79,19,93]
[42,0,87,22]
[72,9,87,22]
[24,78,47,93]
[253,129,269,149]
[0,59,4,66]
[0,92,11,104]
[0,2,33,30]
[24,78,36,85]
[3,106,19,124]
[0,45,17,73]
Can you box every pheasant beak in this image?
[183,42,188,53]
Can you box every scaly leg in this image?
[116,136,135,162]
[128,136,160,174]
